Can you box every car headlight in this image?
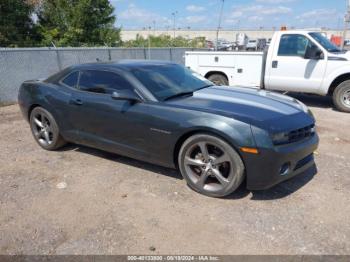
[271,132,289,145]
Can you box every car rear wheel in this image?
[333,80,350,113]
[178,134,245,198]
[30,107,66,150]
[207,74,228,86]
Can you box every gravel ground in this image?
[0,94,349,255]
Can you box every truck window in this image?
[309,32,341,53]
[278,34,312,57]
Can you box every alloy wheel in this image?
[31,112,54,146]
[183,141,234,193]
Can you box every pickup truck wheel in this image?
[333,80,350,113]
[207,74,228,86]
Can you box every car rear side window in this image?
[61,71,79,87]
[79,70,133,94]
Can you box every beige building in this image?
[121,29,347,42]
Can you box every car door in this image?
[51,70,82,142]
[266,33,327,92]
[68,69,156,160]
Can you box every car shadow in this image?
[287,93,334,109]
[227,164,318,201]
[59,144,183,181]
[59,144,317,200]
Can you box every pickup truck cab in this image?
[185,30,350,112]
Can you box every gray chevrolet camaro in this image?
[18,60,319,197]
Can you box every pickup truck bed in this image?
[186,51,265,88]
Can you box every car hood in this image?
[167,86,314,132]
[329,50,350,60]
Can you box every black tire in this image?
[29,107,66,150]
[333,80,350,113]
[178,134,245,198]
[207,74,229,86]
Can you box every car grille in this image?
[288,124,315,144]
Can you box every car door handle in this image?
[70,99,83,106]
[272,60,278,68]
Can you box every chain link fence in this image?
[0,47,202,104]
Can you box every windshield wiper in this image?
[163,85,213,101]
[163,91,194,101]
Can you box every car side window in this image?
[278,34,315,57]
[78,70,134,94]
[61,71,79,88]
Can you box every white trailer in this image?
[185,30,350,112]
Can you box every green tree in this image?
[37,0,121,47]
[0,0,40,47]
[123,34,206,48]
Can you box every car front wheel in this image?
[178,134,245,198]
[30,107,66,150]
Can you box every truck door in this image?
[266,33,327,92]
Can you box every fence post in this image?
[108,48,112,61]
[55,49,62,70]
[169,48,173,61]
[143,48,147,59]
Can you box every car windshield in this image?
[131,64,213,101]
[309,32,341,53]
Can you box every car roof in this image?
[69,59,178,71]
[46,60,179,83]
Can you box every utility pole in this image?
[172,11,178,39]
[148,26,151,60]
[216,0,225,51]
[342,0,350,49]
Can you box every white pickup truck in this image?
[185,30,350,112]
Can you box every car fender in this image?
[323,65,350,95]
[27,84,67,130]
[177,116,256,150]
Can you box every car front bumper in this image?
[243,134,319,191]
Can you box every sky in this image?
[110,0,347,30]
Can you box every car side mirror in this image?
[111,90,142,103]
[304,47,324,60]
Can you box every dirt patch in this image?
[0,99,350,255]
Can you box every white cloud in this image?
[248,16,264,22]
[184,15,206,24]
[236,5,292,15]
[231,11,243,18]
[297,9,338,20]
[223,3,293,28]
[256,0,295,3]
[226,4,292,22]
[186,5,206,12]
[119,4,171,25]
[261,6,291,15]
